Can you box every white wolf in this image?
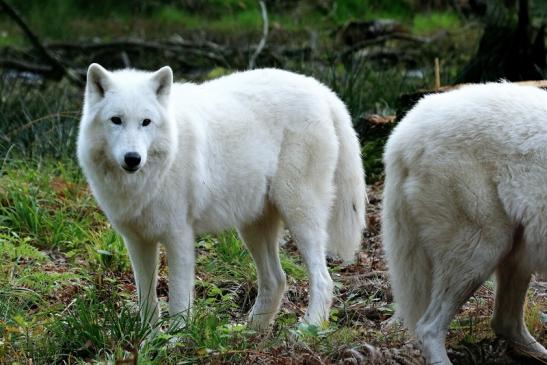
[383,82,547,364]
[77,64,366,330]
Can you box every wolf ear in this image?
[86,63,111,98]
[150,66,173,104]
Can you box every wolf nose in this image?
[124,152,141,169]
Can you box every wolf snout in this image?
[123,152,141,172]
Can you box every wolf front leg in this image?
[163,228,195,328]
[124,235,161,329]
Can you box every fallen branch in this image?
[398,80,547,117]
[340,32,433,60]
[0,0,83,85]
[0,58,53,74]
[45,38,231,67]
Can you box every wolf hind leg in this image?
[238,203,286,330]
[274,186,334,326]
[268,126,338,326]
[415,224,512,365]
[491,230,547,361]
[289,218,333,326]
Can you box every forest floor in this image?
[1,163,545,364]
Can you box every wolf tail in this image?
[326,93,366,263]
[381,142,432,333]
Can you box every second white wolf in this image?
[383,82,547,364]
[77,65,366,330]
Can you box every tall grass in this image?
[0,77,81,161]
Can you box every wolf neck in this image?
[88,150,174,221]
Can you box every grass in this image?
[1,159,544,364]
[413,11,461,35]
[0,160,383,364]
[0,0,462,44]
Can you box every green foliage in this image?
[0,162,93,248]
[88,230,130,273]
[361,138,387,182]
[153,4,262,32]
[0,78,81,160]
[0,0,463,44]
[413,11,461,35]
[330,0,413,24]
[47,289,154,362]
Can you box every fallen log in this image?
[356,80,547,140]
[397,80,547,118]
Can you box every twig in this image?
[120,51,131,68]
[0,58,53,74]
[0,0,83,85]
[0,144,15,172]
[249,1,268,69]
[434,57,441,90]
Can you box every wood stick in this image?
[434,57,441,91]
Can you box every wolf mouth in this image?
[123,166,139,173]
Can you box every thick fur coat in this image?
[77,64,366,329]
[383,83,547,364]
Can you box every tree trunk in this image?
[456,0,545,82]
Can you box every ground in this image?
[0,164,544,364]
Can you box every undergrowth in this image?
[0,158,544,364]
[0,160,391,364]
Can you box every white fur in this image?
[383,82,547,364]
[77,64,366,330]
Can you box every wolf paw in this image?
[247,309,275,332]
[508,339,547,363]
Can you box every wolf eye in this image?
[110,116,122,125]
[142,118,151,127]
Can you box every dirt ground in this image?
[243,182,547,365]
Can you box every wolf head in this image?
[78,63,176,177]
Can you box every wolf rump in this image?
[77,64,366,329]
[383,83,547,364]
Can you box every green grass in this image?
[0,0,462,44]
[1,144,543,364]
[153,5,262,33]
[0,78,81,160]
[0,160,383,364]
[413,11,461,35]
